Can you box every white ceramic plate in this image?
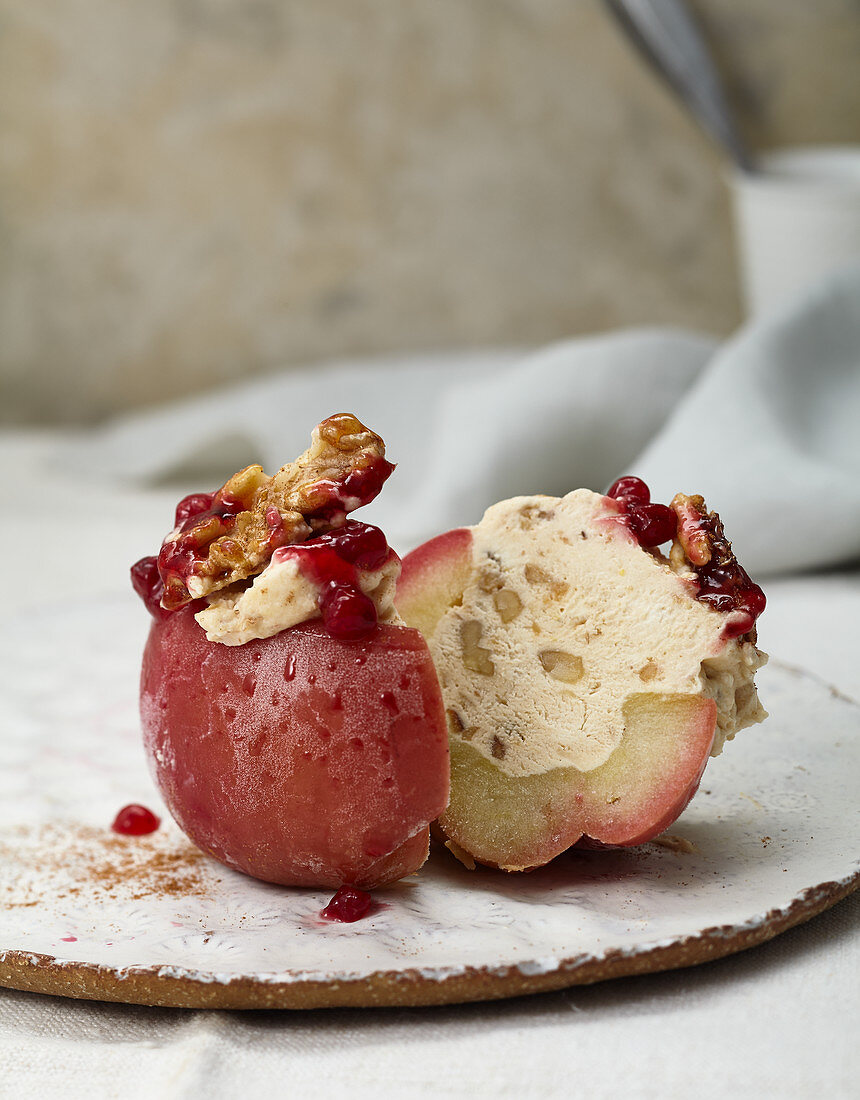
[0,600,857,1009]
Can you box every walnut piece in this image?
[523,562,568,598]
[460,620,495,676]
[446,708,479,741]
[493,588,523,623]
[668,491,766,637]
[538,650,584,683]
[158,413,394,610]
[670,493,712,567]
[638,659,659,682]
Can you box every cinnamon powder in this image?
[0,823,219,910]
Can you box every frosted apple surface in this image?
[132,414,451,891]
[141,610,449,889]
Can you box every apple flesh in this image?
[141,609,450,889]
[394,528,474,642]
[396,527,719,871]
[443,694,715,870]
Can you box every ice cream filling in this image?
[195,553,402,646]
[427,490,766,779]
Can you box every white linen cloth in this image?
[60,262,860,575]
[2,266,859,1099]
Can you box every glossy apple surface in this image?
[141,610,450,889]
[397,528,718,871]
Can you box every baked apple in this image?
[396,478,767,872]
[132,414,449,889]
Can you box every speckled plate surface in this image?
[0,600,857,1009]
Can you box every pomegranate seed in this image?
[321,585,378,639]
[112,804,161,836]
[130,556,171,620]
[321,886,373,923]
[327,521,390,570]
[607,476,650,505]
[625,503,678,547]
[174,492,214,527]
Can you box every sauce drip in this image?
[130,556,170,620]
[111,804,161,836]
[320,886,374,923]
[685,510,766,635]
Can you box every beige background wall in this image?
[2,0,859,423]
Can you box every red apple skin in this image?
[141,609,450,889]
[397,529,719,871]
[395,528,473,642]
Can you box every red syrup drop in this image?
[607,476,678,549]
[274,520,396,641]
[321,886,374,923]
[111,804,161,836]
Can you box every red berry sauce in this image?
[132,447,395,617]
[157,491,248,610]
[112,804,161,835]
[606,476,678,548]
[607,476,765,637]
[300,457,395,526]
[173,492,216,526]
[680,508,766,636]
[274,520,397,640]
[321,885,374,923]
[130,556,170,620]
[131,555,205,621]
